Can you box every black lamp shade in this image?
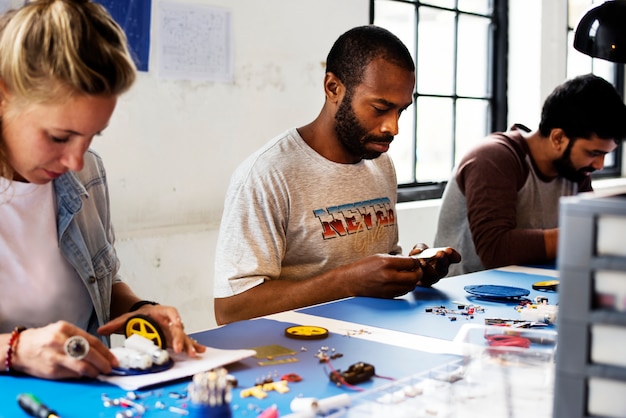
[574,0,626,63]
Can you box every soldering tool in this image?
[17,393,60,418]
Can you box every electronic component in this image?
[101,395,146,416]
[125,334,169,365]
[248,344,299,366]
[250,344,296,359]
[330,362,375,385]
[284,325,329,340]
[281,373,302,382]
[110,347,153,370]
[111,332,172,371]
[187,368,233,416]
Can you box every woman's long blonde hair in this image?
[0,0,137,179]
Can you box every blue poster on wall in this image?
[95,0,152,72]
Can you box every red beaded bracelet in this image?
[5,326,26,373]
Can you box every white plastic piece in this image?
[404,383,423,397]
[124,333,169,365]
[290,397,317,413]
[518,304,558,324]
[110,347,153,370]
[315,394,351,413]
[413,247,447,260]
[289,394,350,415]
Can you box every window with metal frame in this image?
[373,0,624,201]
[371,0,507,202]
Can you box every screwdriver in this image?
[17,393,60,418]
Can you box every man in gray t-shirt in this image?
[214,26,461,325]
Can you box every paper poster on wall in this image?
[155,1,233,82]
[0,0,11,14]
[95,0,152,72]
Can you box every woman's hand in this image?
[97,305,206,357]
[10,321,117,380]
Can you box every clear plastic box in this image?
[342,324,557,418]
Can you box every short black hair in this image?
[539,74,626,142]
[326,25,415,92]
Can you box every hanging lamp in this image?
[574,0,626,63]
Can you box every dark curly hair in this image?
[539,74,626,142]
[326,25,415,93]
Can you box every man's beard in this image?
[334,95,393,160]
[553,141,595,182]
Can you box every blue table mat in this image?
[194,318,460,416]
[0,318,459,418]
[298,269,559,340]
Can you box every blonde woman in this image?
[0,0,204,380]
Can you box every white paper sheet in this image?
[155,1,232,82]
[97,347,256,390]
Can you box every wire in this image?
[323,359,365,391]
[323,359,397,390]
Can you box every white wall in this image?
[97,0,368,234]
[94,0,368,334]
[97,0,624,336]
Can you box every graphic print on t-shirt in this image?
[313,197,395,252]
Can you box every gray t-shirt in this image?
[214,128,401,297]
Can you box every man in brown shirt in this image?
[434,74,626,276]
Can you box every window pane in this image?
[568,31,616,82]
[374,0,504,190]
[422,0,456,9]
[457,14,491,97]
[604,150,616,168]
[590,60,616,84]
[569,0,594,28]
[416,97,454,181]
[388,107,416,184]
[455,99,490,165]
[374,1,416,57]
[375,0,417,184]
[567,31,593,78]
[417,8,455,96]
[458,0,492,15]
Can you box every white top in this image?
[0,179,92,332]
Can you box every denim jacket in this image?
[53,150,121,346]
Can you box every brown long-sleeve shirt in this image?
[434,125,591,276]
